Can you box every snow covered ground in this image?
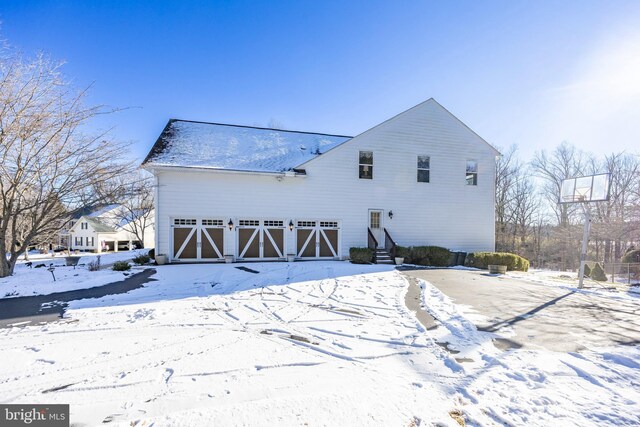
[0,262,638,426]
[508,268,640,295]
[1,250,149,299]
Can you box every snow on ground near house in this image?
[1,251,148,299]
[508,268,640,296]
[1,262,639,426]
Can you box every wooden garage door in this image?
[173,219,198,260]
[296,220,339,259]
[172,218,224,261]
[201,219,224,260]
[237,220,285,260]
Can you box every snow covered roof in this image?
[77,217,117,233]
[86,204,120,218]
[142,120,352,173]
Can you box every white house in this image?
[142,99,499,263]
[68,204,155,252]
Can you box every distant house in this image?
[142,98,498,263]
[65,204,155,252]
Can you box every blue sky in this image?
[1,0,639,161]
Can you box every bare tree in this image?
[0,47,133,277]
[114,171,155,248]
[589,153,640,262]
[530,143,587,269]
[495,145,520,251]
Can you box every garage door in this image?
[237,219,285,260]
[296,220,340,259]
[172,218,225,261]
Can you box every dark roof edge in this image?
[142,119,176,166]
[168,119,353,139]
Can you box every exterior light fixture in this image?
[388,210,394,219]
[228,219,234,230]
[289,220,294,231]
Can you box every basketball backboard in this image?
[560,173,611,204]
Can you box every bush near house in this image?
[148,248,155,260]
[465,252,530,272]
[591,262,607,281]
[395,246,452,267]
[349,247,374,264]
[132,254,151,265]
[621,249,640,264]
[583,264,592,278]
[112,261,131,271]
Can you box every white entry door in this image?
[368,210,384,248]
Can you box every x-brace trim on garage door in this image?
[237,220,285,259]
[201,227,224,259]
[172,218,225,261]
[174,227,197,259]
[296,221,339,258]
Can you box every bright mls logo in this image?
[1,405,69,426]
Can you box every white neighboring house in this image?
[142,98,499,263]
[68,204,155,252]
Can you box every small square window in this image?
[359,151,373,179]
[466,160,478,186]
[417,155,430,183]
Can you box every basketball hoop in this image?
[559,173,612,289]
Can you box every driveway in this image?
[0,269,156,328]
[402,268,640,352]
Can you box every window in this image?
[174,219,196,225]
[359,151,373,179]
[81,222,88,230]
[466,160,478,186]
[202,219,223,226]
[264,220,284,227]
[86,237,94,246]
[320,221,338,228]
[239,220,260,227]
[417,156,430,183]
[297,221,316,227]
[75,237,82,246]
[370,211,381,229]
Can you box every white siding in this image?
[153,100,497,260]
[69,221,105,251]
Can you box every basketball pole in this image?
[578,203,591,289]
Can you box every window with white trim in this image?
[75,237,82,246]
[359,151,373,179]
[320,221,338,228]
[174,219,197,225]
[297,221,316,227]
[81,222,88,230]
[466,160,478,186]
[239,220,260,227]
[202,219,223,226]
[264,220,284,227]
[417,156,430,183]
[86,237,95,246]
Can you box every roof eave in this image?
[143,164,308,177]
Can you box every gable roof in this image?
[72,217,117,233]
[69,204,119,220]
[142,119,352,173]
[296,98,499,170]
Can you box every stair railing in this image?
[367,228,378,263]
[384,228,397,259]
